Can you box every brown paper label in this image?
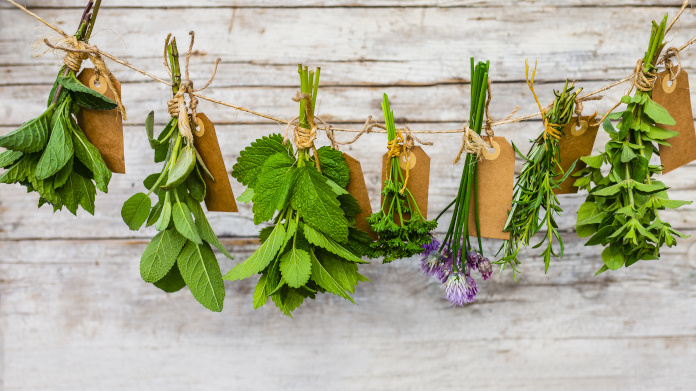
[343,153,375,238]
[75,68,125,173]
[653,70,696,174]
[381,146,431,223]
[555,116,600,194]
[467,137,514,240]
[193,113,237,212]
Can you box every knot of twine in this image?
[43,35,127,120]
[633,59,658,92]
[387,128,416,194]
[663,47,683,81]
[284,92,330,171]
[164,32,221,145]
[574,95,602,118]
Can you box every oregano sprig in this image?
[226,65,373,316]
[574,14,692,274]
[366,94,438,263]
[121,38,231,312]
[498,76,580,277]
[0,0,116,215]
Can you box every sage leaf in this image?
[153,264,187,293]
[122,193,152,231]
[177,240,225,312]
[141,229,187,283]
[186,198,233,259]
[172,201,202,244]
[155,195,172,231]
[163,146,196,190]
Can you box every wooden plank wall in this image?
[1,1,696,390]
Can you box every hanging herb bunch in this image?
[366,94,438,263]
[120,37,231,312]
[574,14,691,274]
[419,58,493,306]
[226,65,373,317]
[498,69,581,277]
[0,0,116,215]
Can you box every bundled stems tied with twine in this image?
[284,65,323,171]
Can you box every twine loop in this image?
[633,59,658,92]
[663,47,682,81]
[42,35,127,120]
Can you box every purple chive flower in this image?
[477,256,493,281]
[466,250,480,270]
[444,272,478,306]
[420,252,444,279]
[421,236,441,256]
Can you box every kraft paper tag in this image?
[653,69,696,174]
[343,153,375,238]
[467,137,514,240]
[381,146,431,223]
[193,113,238,212]
[555,116,600,194]
[75,68,125,174]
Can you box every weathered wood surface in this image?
[1,1,696,390]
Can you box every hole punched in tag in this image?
[193,116,206,137]
[571,119,589,136]
[398,151,417,170]
[88,74,108,95]
[481,140,501,160]
[662,74,678,93]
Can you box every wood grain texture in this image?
[1,1,696,390]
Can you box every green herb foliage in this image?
[498,79,580,276]
[574,14,691,274]
[121,40,231,312]
[366,94,437,263]
[226,65,372,316]
[0,9,115,215]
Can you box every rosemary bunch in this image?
[574,14,691,274]
[366,94,438,263]
[419,59,493,306]
[498,78,580,276]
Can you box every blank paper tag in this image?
[343,153,375,238]
[381,146,431,222]
[75,68,125,173]
[652,70,696,174]
[193,113,237,212]
[467,137,514,240]
[555,116,600,194]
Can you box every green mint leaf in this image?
[141,229,187,283]
[602,246,625,270]
[646,125,678,140]
[121,193,152,231]
[580,155,604,169]
[232,133,291,187]
[316,146,350,188]
[172,201,202,245]
[58,170,94,215]
[620,145,637,163]
[291,166,349,242]
[57,73,117,110]
[36,111,73,180]
[163,146,196,191]
[177,240,225,312]
[224,224,286,281]
[53,157,73,189]
[0,150,24,169]
[71,123,111,193]
[303,224,366,264]
[0,107,52,153]
[279,247,312,288]
[643,98,676,126]
[253,273,271,309]
[153,264,186,293]
[315,249,363,294]
[309,249,355,303]
[30,175,61,209]
[252,152,296,224]
[237,187,254,204]
[0,153,39,184]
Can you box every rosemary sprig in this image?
[574,14,692,274]
[498,78,580,277]
[366,94,438,263]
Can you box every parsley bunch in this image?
[366,94,438,263]
[225,65,372,316]
[0,2,115,215]
[498,79,580,276]
[574,14,691,274]
[120,39,231,312]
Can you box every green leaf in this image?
[237,187,254,204]
[0,153,39,184]
[253,273,271,309]
[620,145,637,163]
[145,111,157,147]
[279,247,312,288]
[163,146,196,190]
[71,124,111,193]
[0,150,24,169]
[602,246,625,270]
[309,250,355,303]
[121,193,152,231]
[594,265,610,276]
[580,155,604,169]
[646,125,678,140]
[172,201,202,244]
[252,153,297,224]
[58,170,94,215]
[644,98,676,125]
[153,264,187,293]
[0,107,52,153]
[186,167,206,202]
[187,198,234,260]
[177,241,225,312]
[633,181,667,194]
[576,223,598,238]
[155,194,172,231]
[223,224,286,281]
[303,224,366,264]
[141,229,187,283]
[316,146,350,188]
[36,112,73,180]
[592,181,625,197]
[147,200,163,227]
[660,199,692,209]
[57,73,117,110]
[53,157,73,189]
[232,134,292,187]
[292,166,349,242]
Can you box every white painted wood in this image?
[1,1,696,390]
